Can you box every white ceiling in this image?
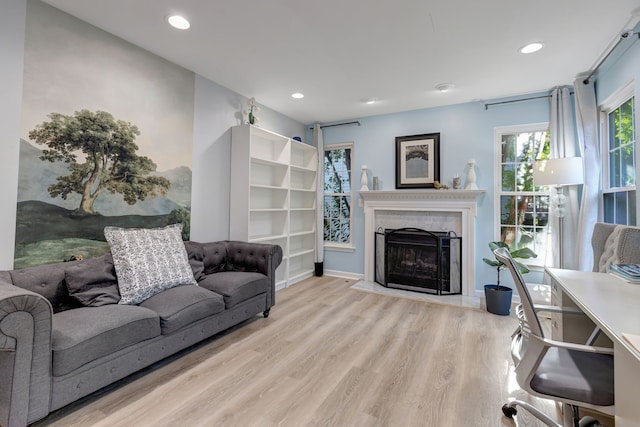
[42,0,640,124]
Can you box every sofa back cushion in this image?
[225,241,267,273]
[184,241,205,281]
[201,242,227,275]
[10,262,82,313]
[64,253,121,306]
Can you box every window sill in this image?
[324,243,355,253]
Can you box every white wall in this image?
[191,76,305,242]
[0,1,26,269]
[0,0,305,268]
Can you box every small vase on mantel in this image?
[465,159,479,190]
[360,165,369,191]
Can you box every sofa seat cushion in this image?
[139,285,225,335]
[52,305,160,376]
[198,271,267,308]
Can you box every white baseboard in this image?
[324,269,364,280]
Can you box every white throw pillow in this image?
[104,224,197,305]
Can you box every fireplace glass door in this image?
[375,228,461,295]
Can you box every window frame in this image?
[322,142,355,252]
[494,123,551,270]
[599,80,636,226]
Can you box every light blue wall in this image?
[595,22,640,240]
[316,95,550,290]
[595,25,640,228]
[595,22,640,105]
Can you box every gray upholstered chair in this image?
[494,247,614,427]
[591,222,640,272]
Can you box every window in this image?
[495,124,550,266]
[601,84,636,225]
[323,143,353,249]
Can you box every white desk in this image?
[546,268,640,427]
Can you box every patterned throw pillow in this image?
[104,224,198,305]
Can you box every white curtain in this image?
[549,87,580,269]
[573,78,601,271]
[313,124,324,267]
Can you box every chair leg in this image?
[568,405,602,427]
[502,400,562,427]
[571,405,580,427]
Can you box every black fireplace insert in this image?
[375,227,462,295]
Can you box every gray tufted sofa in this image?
[0,240,282,427]
[591,222,640,272]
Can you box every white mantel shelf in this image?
[361,189,485,297]
[360,189,485,200]
[360,189,485,217]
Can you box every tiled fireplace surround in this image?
[360,190,485,297]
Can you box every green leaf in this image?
[482,258,503,268]
[485,240,537,275]
[514,260,530,274]
[510,247,537,260]
[488,241,509,251]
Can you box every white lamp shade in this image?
[533,157,584,186]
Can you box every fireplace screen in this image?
[375,228,461,295]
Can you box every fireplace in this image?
[375,228,462,295]
[360,189,484,297]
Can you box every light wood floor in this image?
[33,276,580,426]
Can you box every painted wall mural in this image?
[15,0,195,268]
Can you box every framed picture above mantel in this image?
[395,133,440,189]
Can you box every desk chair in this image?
[493,248,615,427]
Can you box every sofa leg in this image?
[263,309,270,318]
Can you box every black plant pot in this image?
[484,284,512,316]
[314,262,323,277]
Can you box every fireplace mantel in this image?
[360,189,484,213]
[361,189,485,297]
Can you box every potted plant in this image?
[482,241,537,315]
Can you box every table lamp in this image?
[532,157,584,268]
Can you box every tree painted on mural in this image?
[29,109,170,215]
[324,147,351,243]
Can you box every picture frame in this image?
[395,133,440,189]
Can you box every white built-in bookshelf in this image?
[230,124,317,289]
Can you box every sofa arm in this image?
[0,272,53,427]
[224,241,283,308]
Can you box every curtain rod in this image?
[583,30,639,84]
[308,120,361,130]
[483,89,575,110]
[483,94,551,110]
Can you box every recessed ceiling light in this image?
[519,42,544,54]
[435,83,455,93]
[362,97,378,105]
[167,15,190,30]
[291,92,304,99]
